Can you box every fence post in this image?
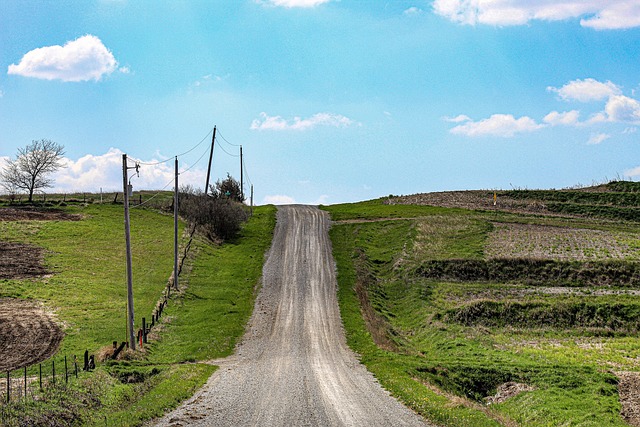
[142,317,147,344]
[65,356,68,384]
[52,360,55,386]
[6,371,9,403]
[24,367,27,400]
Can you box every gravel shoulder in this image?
[151,205,429,426]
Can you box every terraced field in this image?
[324,182,640,426]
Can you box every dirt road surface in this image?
[152,205,429,426]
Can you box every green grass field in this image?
[0,199,276,426]
[4,184,640,426]
[323,197,640,426]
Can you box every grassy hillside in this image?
[323,190,640,426]
[0,199,276,426]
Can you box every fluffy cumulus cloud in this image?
[432,0,640,30]
[447,78,640,140]
[605,95,640,123]
[250,112,356,131]
[257,0,331,7]
[543,110,580,126]
[449,114,544,137]
[48,148,207,194]
[547,78,621,102]
[8,35,121,82]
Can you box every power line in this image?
[136,127,214,166]
[179,144,211,175]
[242,155,253,187]
[216,141,239,157]
[176,128,214,157]
[216,130,241,147]
[129,177,175,209]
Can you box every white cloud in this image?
[547,78,621,102]
[543,110,580,126]
[263,195,297,205]
[433,0,640,30]
[8,35,120,82]
[449,114,544,137]
[443,114,472,123]
[586,112,608,125]
[624,166,640,178]
[623,127,638,134]
[257,0,331,7]
[250,112,356,131]
[587,132,610,145]
[605,95,640,123]
[581,3,640,30]
[312,194,329,205]
[46,148,207,194]
[404,7,423,16]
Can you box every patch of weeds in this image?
[444,300,640,332]
[104,361,162,384]
[417,258,640,287]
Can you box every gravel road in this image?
[152,205,430,426]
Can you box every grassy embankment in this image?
[0,198,276,426]
[323,189,640,427]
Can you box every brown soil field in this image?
[0,207,73,371]
[0,207,82,222]
[388,191,552,216]
[618,371,640,426]
[0,298,63,371]
[0,241,49,279]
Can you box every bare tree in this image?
[1,139,66,202]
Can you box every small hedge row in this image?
[504,189,640,208]
[443,300,640,331]
[416,258,640,287]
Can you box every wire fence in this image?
[0,353,86,405]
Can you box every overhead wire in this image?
[130,177,175,209]
[242,155,253,187]
[216,141,239,157]
[216,130,241,147]
[179,144,210,175]
[136,127,213,166]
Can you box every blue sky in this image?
[1,1,640,205]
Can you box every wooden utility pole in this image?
[174,157,179,290]
[122,154,136,350]
[204,126,216,195]
[250,184,254,216]
[240,145,244,201]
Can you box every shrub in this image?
[178,186,249,241]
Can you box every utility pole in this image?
[174,157,179,290]
[204,126,216,195]
[240,145,244,202]
[122,154,136,351]
[250,184,254,216]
